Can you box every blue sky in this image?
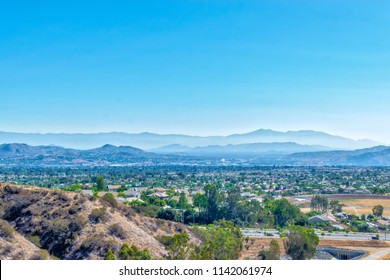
[1,0,389,142]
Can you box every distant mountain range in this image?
[0,129,380,150]
[284,145,390,166]
[149,142,334,156]
[0,143,155,166]
[2,142,390,166]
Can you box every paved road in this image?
[241,229,390,241]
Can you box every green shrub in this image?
[28,235,41,247]
[88,208,108,224]
[118,243,151,260]
[30,249,50,260]
[0,220,14,239]
[101,193,118,208]
[104,249,116,260]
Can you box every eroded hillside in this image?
[0,184,197,260]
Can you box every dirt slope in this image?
[0,184,196,260]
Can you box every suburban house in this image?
[106,185,121,192]
[148,192,169,199]
[123,188,146,198]
[81,190,93,196]
[308,215,331,224]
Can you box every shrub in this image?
[28,235,41,247]
[118,243,151,260]
[3,202,27,221]
[77,237,120,259]
[258,240,280,260]
[68,205,79,215]
[69,215,87,232]
[0,220,14,239]
[109,223,128,239]
[104,249,116,260]
[88,208,108,224]
[3,185,20,194]
[30,249,50,260]
[134,205,160,218]
[101,193,118,208]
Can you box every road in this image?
[241,228,390,241]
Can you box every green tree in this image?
[225,187,242,221]
[193,193,208,210]
[372,205,384,218]
[285,226,319,260]
[330,200,342,214]
[157,208,178,221]
[104,249,116,260]
[191,220,243,260]
[160,232,191,260]
[178,192,189,210]
[310,195,328,213]
[95,176,105,191]
[271,198,302,227]
[204,184,224,222]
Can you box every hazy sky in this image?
[1,1,389,143]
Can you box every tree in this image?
[160,232,191,260]
[225,187,242,221]
[95,176,105,191]
[191,220,243,260]
[104,249,116,260]
[271,198,302,227]
[178,192,189,210]
[259,240,281,260]
[157,208,178,221]
[285,226,319,260]
[193,193,208,210]
[310,195,328,213]
[330,200,342,214]
[204,184,224,222]
[372,205,384,218]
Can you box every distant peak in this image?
[101,144,116,148]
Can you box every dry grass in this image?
[290,196,390,216]
[379,253,390,260]
[319,239,390,248]
[338,199,390,216]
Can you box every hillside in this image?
[0,184,196,260]
[0,143,155,166]
[285,146,390,166]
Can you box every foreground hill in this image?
[0,184,195,260]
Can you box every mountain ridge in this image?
[0,129,380,150]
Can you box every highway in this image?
[241,229,390,241]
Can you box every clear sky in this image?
[1,0,389,143]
